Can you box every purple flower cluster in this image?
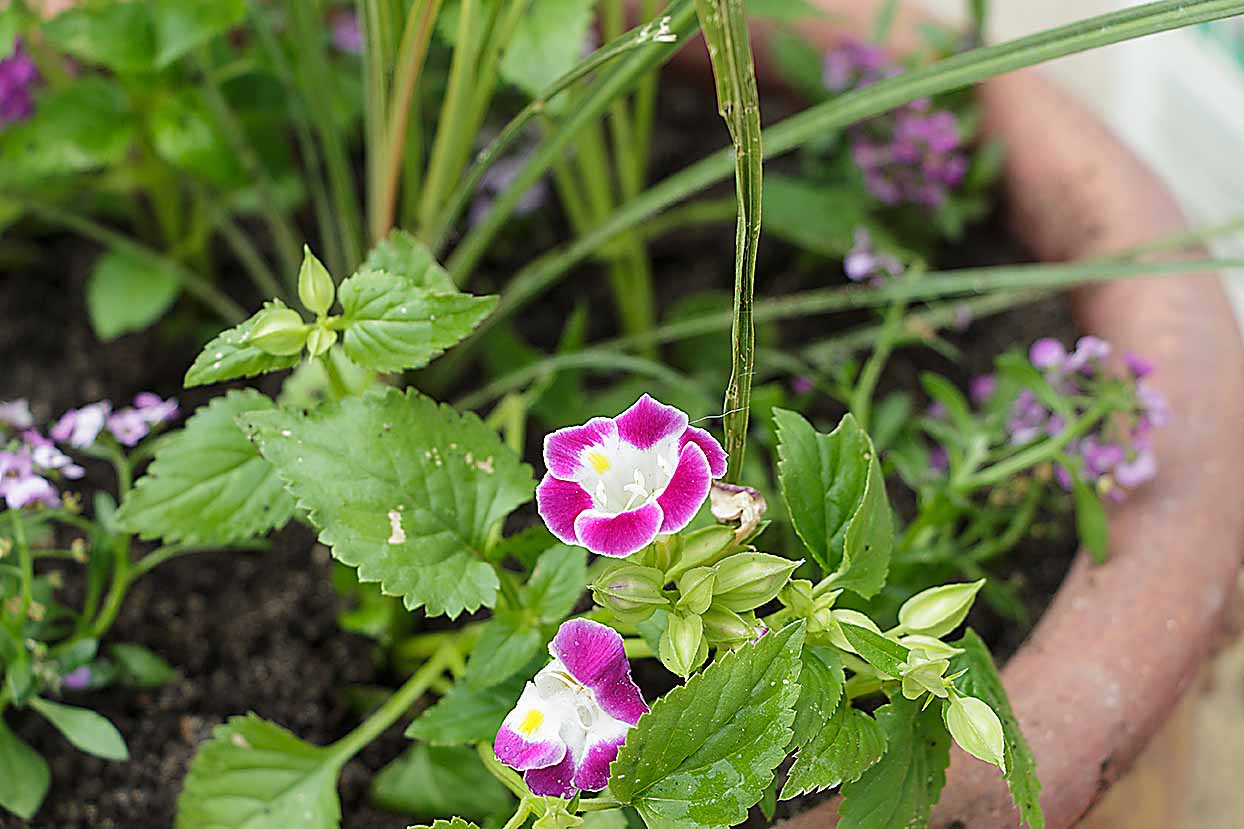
[0,41,39,128]
[53,393,179,449]
[844,227,903,285]
[329,8,363,55]
[823,39,967,208]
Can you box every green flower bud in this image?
[944,693,1006,771]
[897,579,985,638]
[660,611,706,678]
[246,307,308,355]
[305,324,338,358]
[825,609,881,653]
[298,246,336,316]
[896,634,964,660]
[666,524,735,580]
[779,578,815,617]
[900,651,951,700]
[712,552,801,612]
[676,566,716,615]
[701,606,760,648]
[592,563,667,624]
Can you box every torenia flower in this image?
[494,619,647,798]
[536,395,727,558]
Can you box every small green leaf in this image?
[362,229,457,291]
[840,624,910,679]
[184,300,303,388]
[43,3,155,73]
[524,543,587,623]
[0,717,49,819]
[243,388,535,618]
[149,90,241,185]
[1073,478,1110,564]
[838,695,951,829]
[29,697,128,761]
[109,643,178,688]
[176,714,341,829]
[465,611,543,690]
[371,744,512,820]
[920,373,976,432]
[763,175,867,257]
[790,647,845,749]
[117,390,296,544]
[86,249,181,341]
[149,0,246,68]
[500,0,595,99]
[611,623,806,829]
[950,629,1044,829]
[0,79,134,184]
[782,701,886,799]
[773,410,893,597]
[338,270,497,373]
[405,673,527,746]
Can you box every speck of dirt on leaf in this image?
[387,510,406,545]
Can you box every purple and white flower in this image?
[494,619,647,798]
[0,450,56,510]
[51,401,111,448]
[0,399,33,430]
[844,227,903,285]
[536,395,727,558]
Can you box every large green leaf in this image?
[789,647,844,749]
[405,673,527,746]
[782,701,885,799]
[43,3,155,73]
[611,623,806,829]
[184,301,303,388]
[149,0,247,68]
[86,249,181,341]
[117,390,296,544]
[0,717,49,820]
[950,629,1044,829]
[338,270,497,373]
[28,697,127,761]
[243,388,535,618]
[773,410,893,597]
[524,543,587,624]
[175,714,341,829]
[838,695,951,829]
[0,79,134,184]
[370,744,512,821]
[500,0,595,99]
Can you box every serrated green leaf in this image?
[176,714,341,829]
[525,543,587,623]
[149,0,246,68]
[371,744,512,820]
[465,611,543,690]
[838,695,950,829]
[243,388,535,618]
[29,697,127,761]
[184,301,303,388]
[405,673,527,746]
[0,717,49,820]
[117,390,296,545]
[790,647,844,749]
[500,0,595,99]
[840,624,910,680]
[86,249,181,341]
[338,270,497,373]
[0,79,134,184]
[773,410,893,597]
[950,629,1044,829]
[109,643,178,688]
[782,701,886,799]
[362,229,457,292]
[43,3,155,73]
[611,623,806,829]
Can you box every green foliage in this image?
[499,0,596,99]
[950,630,1044,829]
[789,647,844,749]
[838,695,951,829]
[783,700,886,799]
[85,249,181,341]
[28,698,128,761]
[184,301,303,387]
[43,3,155,73]
[148,0,247,68]
[149,90,242,185]
[117,390,296,544]
[405,673,527,746]
[361,230,458,292]
[611,623,805,829]
[524,544,587,623]
[175,714,342,829]
[370,745,512,821]
[408,819,480,829]
[1073,478,1110,564]
[464,611,543,690]
[762,175,867,257]
[840,623,911,679]
[243,388,535,618]
[109,643,178,688]
[0,718,49,819]
[773,410,893,596]
[0,79,134,185]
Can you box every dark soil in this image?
[0,78,1079,829]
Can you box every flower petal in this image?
[573,502,663,558]
[544,417,618,480]
[494,684,569,772]
[616,394,688,450]
[680,425,727,478]
[549,619,648,725]
[656,442,711,534]
[524,752,577,799]
[536,475,594,544]
[572,729,628,793]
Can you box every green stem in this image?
[88,536,130,638]
[478,740,532,800]
[330,646,453,761]
[499,801,532,829]
[10,512,32,624]
[960,400,1113,491]
[130,540,269,581]
[578,799,627,813]
[849,268,921,430]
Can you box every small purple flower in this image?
[1079,437,1125,477]
[1007,390,1049,445]
[133,392,180,425]
[1124,351,1154,379]
[62,666,92,691]
[790,376,814,395]
[1029,338,1066,371]
[51,401,111,448]
[1064,336,1110,374]
[969,375,996,407]
[536,395,727,558]
[0,451,57,510]
[0,399,32,430]
[494,619,647,798]
[1114,446,1157,489]
[31,440,84,480]
[107,408,149,447]
[928,445,949,474]
[1136,382,1171,430]
[0,41,39,128]
[469,153,550,227]
[329,9,363,55]
[843,227,903,285]
[822,40,892,91]
[926,401,949,420]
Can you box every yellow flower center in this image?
[518,708,545,737]
[586,450,611,473]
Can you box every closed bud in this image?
[592,563,667,623]
[897,634,964,660]
[676,567,715,615]
[298,247,336,316]
[945,694,1006,771]
[701,606,759,648]
[247,307,308,356]
[306,324,338,358]
[666,525,735,580]
[897,579,985,638]
[712,553,801,612]
[660,611,706,678]
[825,609,881,653]
[780,579,815,616]
[710,481,767,542]
[900,651,951,700]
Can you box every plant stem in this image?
[499,800,533,829]
[89,536,130,638]
[849,266,922,430]
[9,512,32,624]
[330,646,453,761]
[578,799,627,813]
[478,740,532,800]
[960,400,1113,491]
[130,540,269,581]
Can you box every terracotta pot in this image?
[676,4,1244,827]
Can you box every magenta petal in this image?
[679,425,727,479]
[524,752,578,798]
[616,394,688,450]
[550,620,648,725]
[494,726,566,772]
[573,735,626,792]
[536,475,594,544]
[544,417,617,479]
[573,503,663,559]
[656,443,711,534]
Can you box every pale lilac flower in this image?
[1136,382,1171,430]
[1007,390,1048,445]
[843,227,903,284]
[928,445,949,474]
[969,375,996,407]
[1064,336,1110,374]
[536,395,727,558]
[107,408,149,447]
[1029,338,1066,371]
[51,401,111,448]
[1124,351,1154,379]
[1114,446,1157,489]
[0,41,39,127]
[30,440,84,480]
[822,40,892,91]
[329,9,363,54]
[0,400,32,430]
[62,666,92,691]
[926,401,948,420]
[494,619,647,798]
[133,392,179,425]
[0,451,57,510]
